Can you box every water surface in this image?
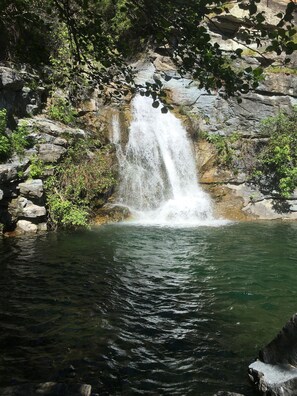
[0,222,297,395]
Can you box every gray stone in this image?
[16,220,38,234]
[37,222,48,231]
[0,163,19,183]
[0,155,31,183]
[290,203,297,212]
[18,179,44,199]
[38,143,67,163]
[18,197,46,218]
[0,382,91,396]
[249,313,297,395]
[258,74,297,98]
[226,184,268,207]
[0,67,24,91]
[0,189,3,201]
[53,137,68,146]
[243,199,297,220]
[27,117,86,138]
[249,360,297,396]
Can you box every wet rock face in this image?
[259,314,297,366]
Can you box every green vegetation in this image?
[48,97,77,124]
[45,139,116,229]
[11,121,32,155]
[266,66,297,75]
[0,109,11,161]
[28,155,46,179]
[253,107,297,198]
[205,132,240,167]
[0,110,32,161]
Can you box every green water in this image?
[0,221,297,395]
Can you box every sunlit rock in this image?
[18,179,44,199]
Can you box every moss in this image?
[266,66,297,75]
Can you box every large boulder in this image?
[260,314,297,366]
[0,67,24,91]
[18,179,44,199]
[249,360,297,396]
[38,143,67,163]
[249,314,297,395]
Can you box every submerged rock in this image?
[249,314,297,395]
[0,382,91,396]
[94,204,131,225]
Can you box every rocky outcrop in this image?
[249,314,297,395]
[0,65,46,123]
[0,112,91,234]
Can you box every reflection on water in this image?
[0,222,297,395]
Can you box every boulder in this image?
[0,156,30,183]
[16,220,38,234]
[243,199,297,220]
[249,314,297,395]
[0,163,19,183]
[17,197,46,218]
[37,222,48,231]
[249,361,297,396]
[38,143,67,163]
[26,117,86,138]
[0,67,24,91]
[18,179,44,199]
[260,314,297,366]
[0,382,91,396]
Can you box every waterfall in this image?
[112,95,223,226]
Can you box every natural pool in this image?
[0,222,297,395]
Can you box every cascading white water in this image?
[112,95,224,226]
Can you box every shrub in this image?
[48,97,77,124]
[0,109,11,161]
[205,132,239,167]
[11,120,31,155]
[28,155,45,179]
[253,106,297,198]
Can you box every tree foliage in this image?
[1,0,296,100]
